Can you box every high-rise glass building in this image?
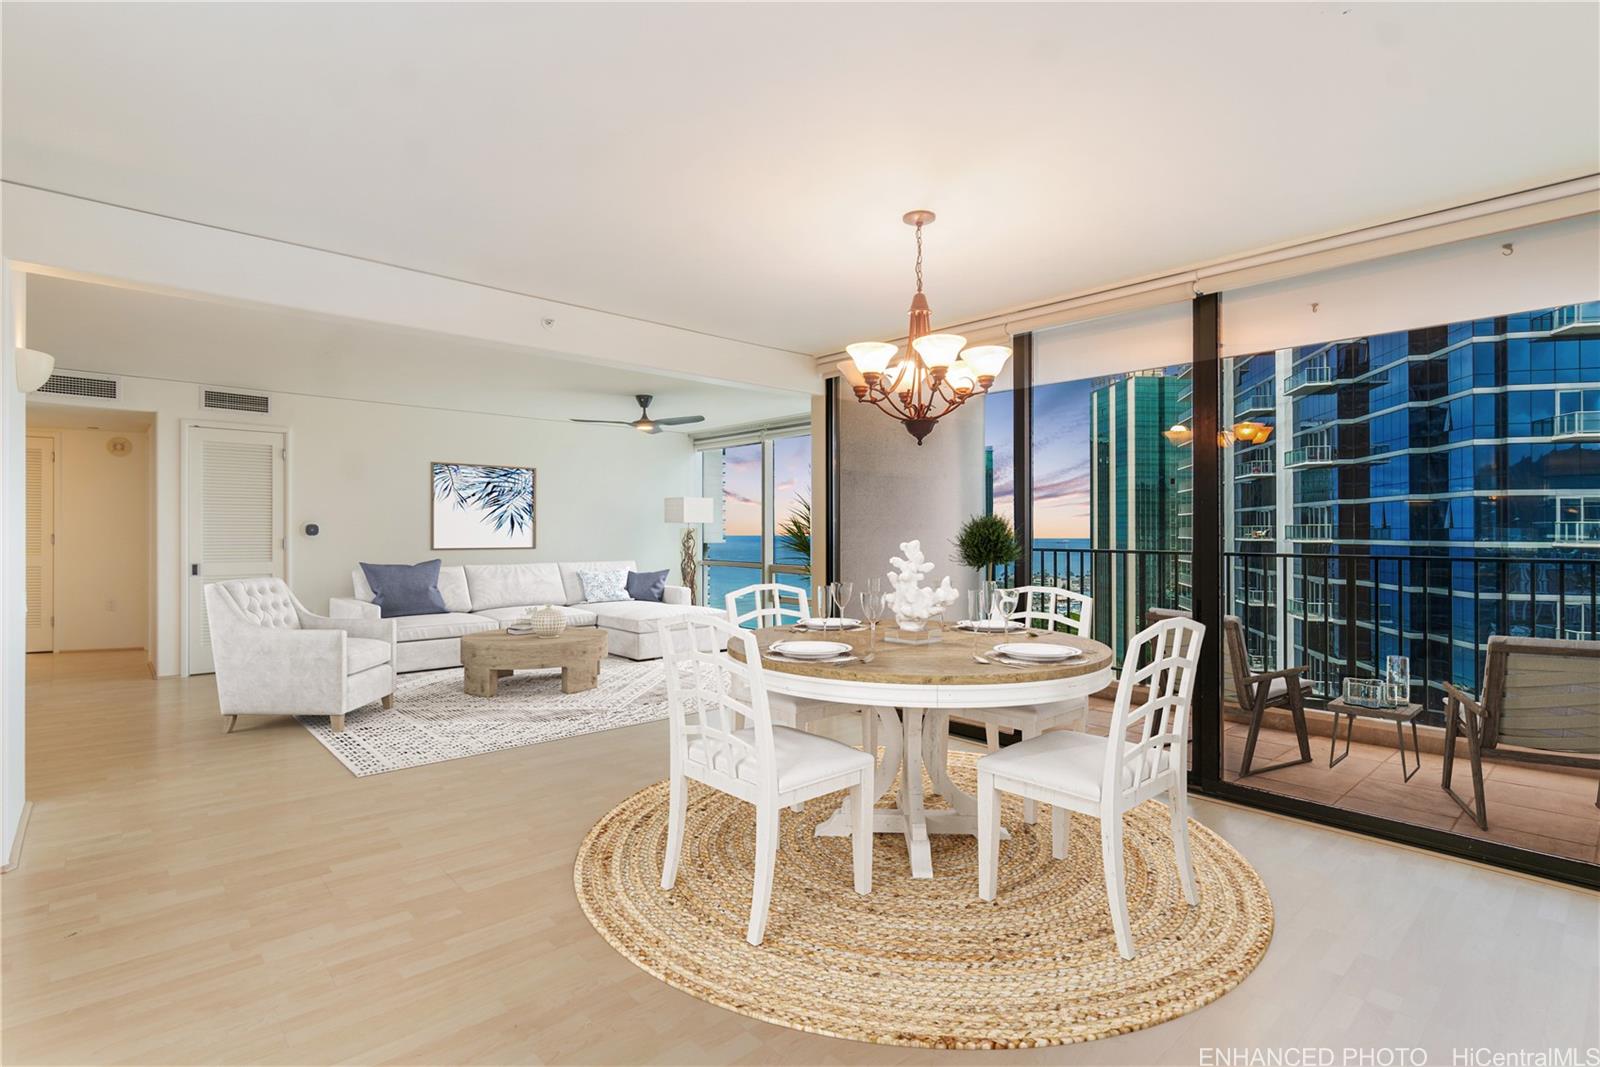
[1089,368,1193,650]
[1224,301,1600,714]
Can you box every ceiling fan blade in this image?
[570,418,636,425]
[653,415,706,426]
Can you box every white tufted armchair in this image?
[205,578,398,733]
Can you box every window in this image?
[698,431,812,620]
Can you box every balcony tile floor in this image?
[1070,700,1599,865]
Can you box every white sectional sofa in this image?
[329,560,724,671]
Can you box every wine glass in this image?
[967,589,985,657]
[830,580,855,627]
[858,580,885,653]
[995,587,1020,628]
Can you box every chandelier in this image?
[839,211,1011,444]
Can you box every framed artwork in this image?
[431,462,536,549]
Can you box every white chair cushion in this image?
[687,725,872,794]
[473,605,600,628]
[463,564,565,611]
[393,612,499,642]
[1264,676,1315,700]
[589,600,721,634]
[345,637,393,675]
[979,729,1175,801]
[558,561,636,605]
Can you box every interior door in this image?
[186,426,286,675]
[25,434,55,653]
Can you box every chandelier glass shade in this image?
[842,211,1011,444]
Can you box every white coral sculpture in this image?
[886,539,960,631]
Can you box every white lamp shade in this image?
[910,332,966,369]
[836,358,867,389]
[845,341,897,376]
[15,348,55,393]
[946,358,977,392]
[960,344,1011,378]
[664,496,714,524]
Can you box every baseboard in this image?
[1,801,35,874]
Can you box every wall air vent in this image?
[38,371,119,400]
[201,387,272,415]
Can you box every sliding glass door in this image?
[699,430,812,618]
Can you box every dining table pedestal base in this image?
[814,706,1007,879]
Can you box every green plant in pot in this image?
[953,513,1020,585]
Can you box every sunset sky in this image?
[986,380,1095,540]
[717,436,811,538]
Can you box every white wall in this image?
[32,376,698,676]
[25,428,152,652]
[836,394,987,609]
[2,267,28,863]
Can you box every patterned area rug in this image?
[575,750,1274,1049]
[302,657,668,776]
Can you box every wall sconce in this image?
[15,348,55,393]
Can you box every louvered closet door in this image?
[25,436,55,653]
[186,427,286,675]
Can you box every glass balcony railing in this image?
[1554,410,1600,439]
[1286,597,1326,620]
[1238,524,1275,540]
[1236,456,1275,479]
[1286,523,1335,540]
[1550,301,1600,335]
[1555,520,1600,543]
[1285,363,1333,395]
[1284,444,1334,467]
[1237,385,1275,415]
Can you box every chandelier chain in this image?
[914,222,924,293]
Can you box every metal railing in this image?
[1286,523,1335,541]
[1237,385,1275,415]
[1236,456,1275,479]
[1286,363,1333,395]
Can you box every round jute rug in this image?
[573,750,1273,1049]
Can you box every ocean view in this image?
[704,534,1096,612]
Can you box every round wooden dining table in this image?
[728,626,1114,878]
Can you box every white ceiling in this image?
[4,3,1597,356]
[24,275,808,432]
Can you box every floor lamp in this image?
[664,496,714,605]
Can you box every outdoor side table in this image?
[1326,697,1423,782]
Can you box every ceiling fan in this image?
[571,394,705,434]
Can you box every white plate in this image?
[957,619,1023,633]
[769,640,853,660]
[801,617,860,630]
[993,642,1079,662]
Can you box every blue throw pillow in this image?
[626,569,669,602]
[360,560,447,619]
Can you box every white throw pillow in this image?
[579,569,631,604]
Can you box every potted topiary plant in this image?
[953,513,1020,586]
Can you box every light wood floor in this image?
[4,651,1597,1065]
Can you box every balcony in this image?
[1285,363,1333,396]
[1286,523,1335,541]
[1286,597,1326,621]
[1238,524,1275,541]
[1554,410,1600,440]
[1235,456,1275,479]
[1550,301,1600,336]
[1284,444,1334,468]
[1555,520,1600,544]
[1237,385,1274,416]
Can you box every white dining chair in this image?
[962,585,1097,825]
[659,613,874,946]
[724,582,867,811]
[976,615,1205,960]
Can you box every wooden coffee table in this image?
[460,628,607,697]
